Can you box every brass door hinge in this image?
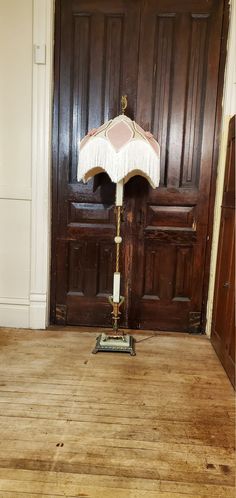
[189,311,202,334]
[55,304,67,325]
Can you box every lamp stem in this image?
[110,181,124,333]
[115,206,121,273]
[92,178,136,355]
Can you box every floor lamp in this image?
[77,97,160,355]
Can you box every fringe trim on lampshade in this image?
[77,137,160,188]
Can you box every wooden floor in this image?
[0,327,234,498]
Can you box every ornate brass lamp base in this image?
[92,332,136,355]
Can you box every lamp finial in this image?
[121,95,128,115]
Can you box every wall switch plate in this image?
[34,44,46,64]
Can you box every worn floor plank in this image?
[0,327,234,497]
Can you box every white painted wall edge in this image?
[29,0,54,329]
[206,0,236,336]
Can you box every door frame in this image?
[206,0,235,335]
[202,0,230,332]
[49,0,229,331]
[29,0,54,329]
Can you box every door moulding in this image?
[30,0,54,329]
[203,0,231,335]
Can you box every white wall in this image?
[0,0,53,328]
[0,0,32,326]
[206,0,236,336]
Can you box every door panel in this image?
[52,0,227,331]
[211,209,235,387]
[211,116,235,387]
[130,0,225,331]
[52,0,140,326]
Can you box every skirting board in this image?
[0,304,30,328]
[0,300,48,329]
[29,297,48,329]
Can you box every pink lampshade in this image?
[77,114,160,188]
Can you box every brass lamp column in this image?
[109,192,124,333]
[93,179,136,355]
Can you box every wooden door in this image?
[51,0,141,326]
[51,0,227,331]
[211,116,235,387]
[129,0,226,331]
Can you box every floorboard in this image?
[0,328,234,497]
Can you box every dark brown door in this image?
[51,0,227,331]
[211,116,235,388]
[51,0,141,326]
[129,0,226,331]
